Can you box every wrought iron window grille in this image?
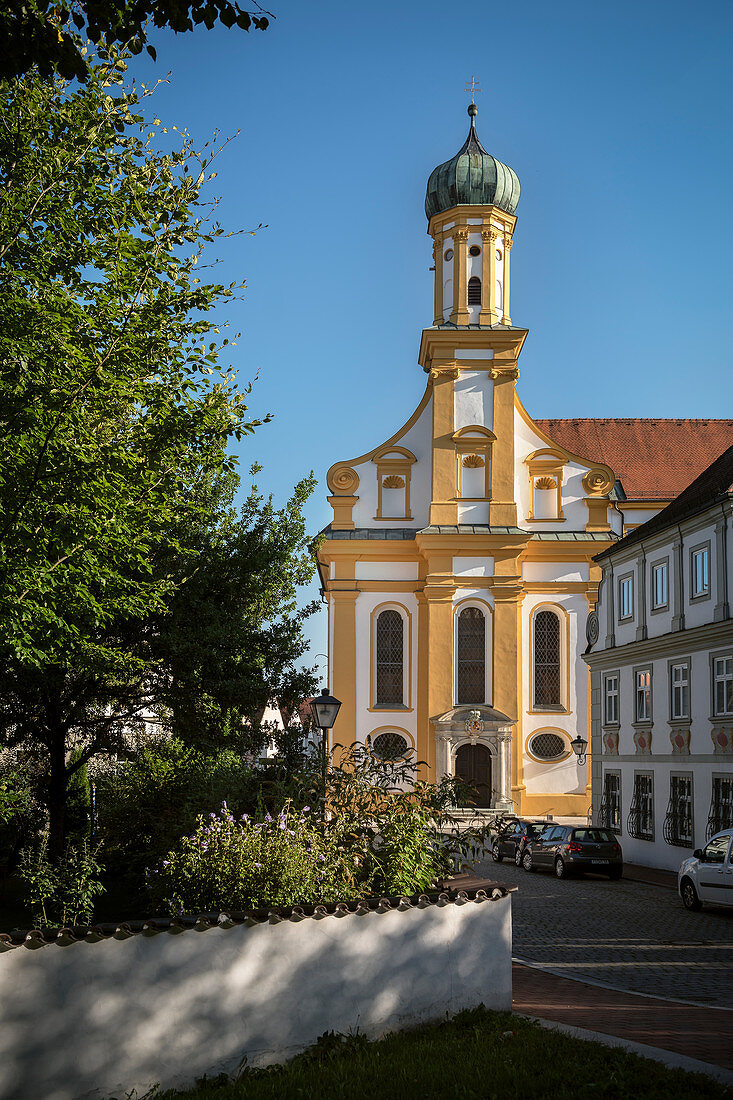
[627,776,654,840]
[706,777,733,840]
[663,804,693,848]
[375,610,404,707]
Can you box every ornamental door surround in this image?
[433,704,514,810]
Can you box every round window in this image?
[468,245,481,257]
[444,248,454,262]
[529,732,566,760]
[372,732,409,760]
[495,249,503,261]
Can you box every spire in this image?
[459,102,488,157]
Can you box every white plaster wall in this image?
[523,562,590,583]
[349,392,433,530]
[453,557,495,578]
[0,896,512,1100]
[355,562,419,581]
[442,235,455,321]
[494,239,505,323]
[522,591,588,797]
[454,370,494,431]
[467,232,482,324]
[612,556,639,649]
[645,534,675,640]
[354,590,418,748]
[621,508,664,529]
[458,502,490,524]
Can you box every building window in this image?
[375,609,404,707]
[371,731,409,761]
[670,662,690,720]
[651,561,668,609]
[467,276,482,305]
[714,655,733,716]
[627,773,654,840]
[663,775,693,848]
[600,772,621,833]
[691,546,710,599]
[528,732,566,761]
[618,574,634,620]
[533,609,562,710]
[604,673,619,725]
[635,669,652,722]
[456,606,485,705]
[707,776,733,839]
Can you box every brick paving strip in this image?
[512,961,733,1073]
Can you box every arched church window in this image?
[534,610,562,709]
[467,276,482,306]
[376,609,404,707]
[456,606,485,704]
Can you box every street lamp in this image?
[310,688,342,817]
[570,734,588,766]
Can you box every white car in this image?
[678,828,733,911]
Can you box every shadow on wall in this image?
[0,892,512,1100]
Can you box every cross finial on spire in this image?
[465,75,481,105]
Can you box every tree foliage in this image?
[0,1,272,83]
[0,55,318,858]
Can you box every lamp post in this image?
[570,734,588,766]
[309,687,341,821]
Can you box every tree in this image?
[0,55,318,858]
[0,1,272,83]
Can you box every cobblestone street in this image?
[476,857,733,1007]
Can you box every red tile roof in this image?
[534,419,733,501]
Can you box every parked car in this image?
[678,828,733,911]
[521,824,623,879]
[491,819,547,867]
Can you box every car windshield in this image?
[572,829,615,843]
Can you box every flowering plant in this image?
[152,801,355,913]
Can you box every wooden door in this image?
[454,744,492,808]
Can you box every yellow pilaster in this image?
[480,228,498,325]
[432,236,443,326]
[489,370,518,526]
[492,582,524,810]
[450,229,470,325]
[502,237,512,326]
[422,573,456,782]
[429,367,458,525]
[330,589,357,765]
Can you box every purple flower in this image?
[318,854,325,862]
[302,806,311,813]
[265,813,273,823]
[254,863,262,869]
[162,861,169,867]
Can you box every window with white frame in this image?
[714,655,733,716]
[456,606,486,705]
[618,574,633,620]
[604,673,619,725]
[651,561,668,609]
[635,669,652,722]
[375,609,405,707]
[691,545,710,598]
[670,662,690,720]
[533,609,563,710]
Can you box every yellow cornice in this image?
[416,530,530,554]
[419,326,528,372]
[427,205,517,240]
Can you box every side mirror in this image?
[693,849,703,860]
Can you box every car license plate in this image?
[591,859,609,864]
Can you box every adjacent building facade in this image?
[317,105,733,819]
[585,447,733,869]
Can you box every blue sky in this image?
[129,0,733,677]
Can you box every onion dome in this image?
[425,104,520,219]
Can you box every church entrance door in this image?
[454,743,492,808]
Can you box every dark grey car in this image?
[491,819,546,867]
[521,825,623,880]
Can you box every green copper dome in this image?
[425,105,520,220]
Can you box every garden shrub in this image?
[95,738,262,893]
[152,802,352,912]
[19,835,104,927]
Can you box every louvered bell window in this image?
[456,607,485,704]
[376,610,404,706]
[534,610,562,708]
[467,276,482,305]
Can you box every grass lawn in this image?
[157,1007,731,1100]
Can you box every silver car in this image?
[678,828,733,911]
